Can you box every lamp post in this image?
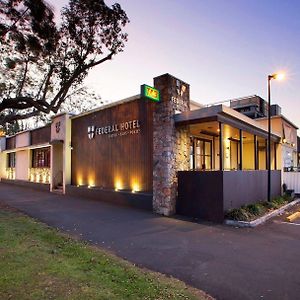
[267,73,285,202]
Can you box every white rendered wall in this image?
[282,172,300,193]
[16,132,30,148]
[15,150,29,180]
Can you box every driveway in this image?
[0,183,299,300]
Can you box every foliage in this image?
[0,0,129,126]
[0,207,209,300]
[225,195,292,221]
[29,88,107,130]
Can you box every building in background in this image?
[298,136,300,166]
[1,73,298,222]
[229,95,298,171]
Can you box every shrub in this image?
[225,208,251,221]
[282,194,292,203]
[247,204,263,216]
[226,195,291,221]
[261,201,276,210]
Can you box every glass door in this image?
[190,137,212,170]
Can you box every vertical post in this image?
[268,76,271,202]
[219,122,223,171]
[274,143,277,170]
[239,129,243,170]
[254,135,258,170]
[191,137,195,170]
[265,139,268,170]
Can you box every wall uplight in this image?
[131,181,141,194]
[114,179,123,191]
[77,175,83,186]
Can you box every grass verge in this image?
[225,195,293,222]
[0,204,211,300]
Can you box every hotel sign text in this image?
[88,119,140,140]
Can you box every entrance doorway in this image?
[51,142,64,193]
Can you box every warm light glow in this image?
[114,179,123,191]
[6,168,15,180]
[274,73,285,81]
[87,174,95,188]
[131,180,141,193]
[88,185,91,189]
[77,175,83,186]
[283,138,287,143]
[29,168,50,184]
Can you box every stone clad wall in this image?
[153,74,190,216]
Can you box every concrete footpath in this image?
[0,183,299,300]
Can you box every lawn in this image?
[0,204,211,300]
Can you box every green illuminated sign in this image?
[141,84,160,102]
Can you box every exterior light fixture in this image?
[272,73,285,81]
[267,71,286,202]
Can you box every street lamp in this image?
[267,72,285,202]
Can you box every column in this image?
[239,129,243,170]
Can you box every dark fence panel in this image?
[223,170,281,211]
[177,170,281,222]
[177,171,224,222]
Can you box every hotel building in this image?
[0,74,298,222]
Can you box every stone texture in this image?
[153,74,190,216]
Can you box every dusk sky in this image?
[50,0,300,130]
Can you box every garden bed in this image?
[225,195,300,228]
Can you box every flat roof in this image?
[174,104,281,142]
[70,94,141,120]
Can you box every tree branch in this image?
[17,59,29,97]
[0,7,29,38]
[0,110,40,125]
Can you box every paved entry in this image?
[273,205,300,226]
[0,183,300,300]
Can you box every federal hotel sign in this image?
[88,119,141,139]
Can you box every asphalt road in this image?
[0,183,299,300]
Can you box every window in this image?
[7,152,16,168]
[32,147,50,168]
[190,138,212,170]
